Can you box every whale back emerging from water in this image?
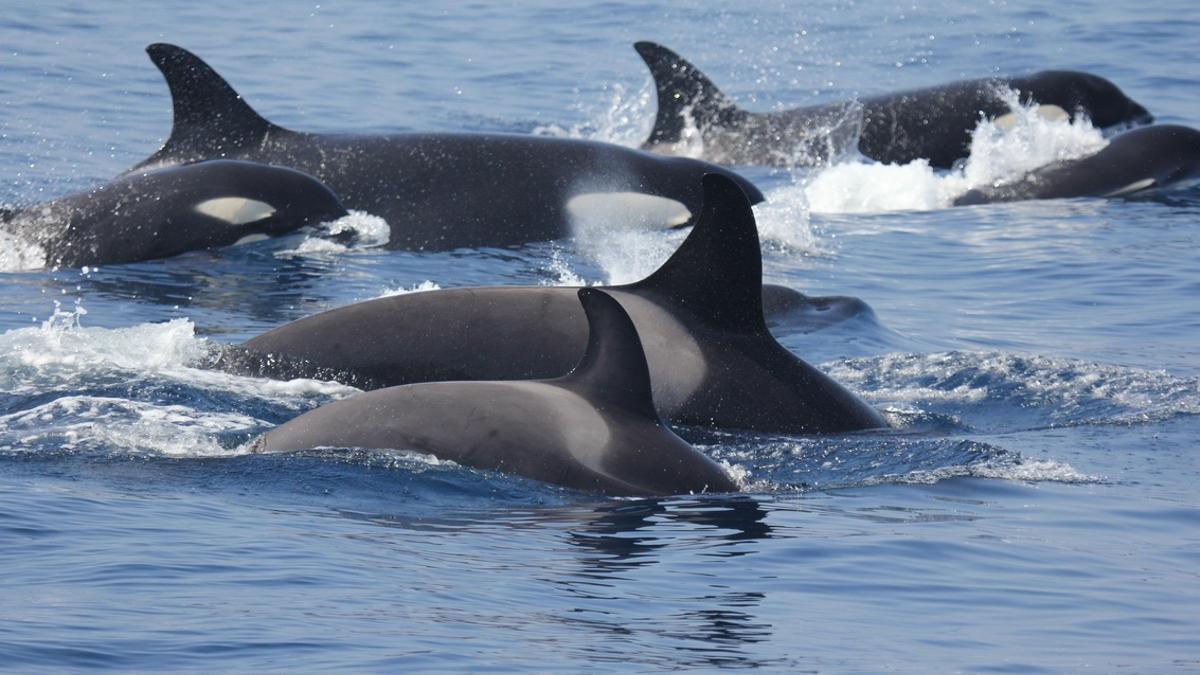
[954,125,1200,205]
[255,288,739,497]
[0,159,347,268]
[221,174,886,435]
[634,41,1152,168]
[127,43,765,250]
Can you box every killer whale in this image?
[254,288,739,497]
[127,43,765,251]
[954,125,1200,205]
[0,159,347,268]
[219,174,885,435]
[634,41,1153,168]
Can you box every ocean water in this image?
[2,1,1198,671]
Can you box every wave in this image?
[4,303,1164,495]
[0,301,357,457]
[828,350,1200,432]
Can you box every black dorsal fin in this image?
[633,41,741,145]
[561,288,660,420]
[136,44,284,169]
[624,173,768,335]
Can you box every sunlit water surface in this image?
[1,2,1197,671]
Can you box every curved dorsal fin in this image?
[136,43,284,168]
[561,288,660,420]
[624,173,768,335]
[633,41,740,145]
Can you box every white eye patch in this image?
[993,104,1070,132]
[194,197,276,225]
[566,192,692,229]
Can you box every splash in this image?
[532,81,655,150]
[0,303,361,458]
[802,88,1110,213]
[0,228,48,272]
[572,222,688,285]
[0,301,356,403]
[275,210,391,258]
[539,246,590,287]
[377,280,442,297]
[0,396,261,457]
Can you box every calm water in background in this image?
[2,1,1198,671]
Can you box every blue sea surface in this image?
[2,1,1198,671]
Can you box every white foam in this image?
[539,246,591,287]
[868,458,1102,486]
[275,210,390,258]
[801,88,1110,214]
[0,228,48,272]
[717,459,753,492]
[376,280,442,297]
[0,395,259,457]
[327,210,391,246]
[969,458,1100,483]
[0,300,359,404]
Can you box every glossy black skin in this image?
[1,160,347,267]
[256,289,739,497]
[128,43,764,251]
[954,125,1200,205]
[220,175,886,436]
[635,41,1153,168]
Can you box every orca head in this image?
[1030,71,1153,129]
[186,160,349,237]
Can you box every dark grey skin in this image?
[635,41,1153,169]
[954,125,1200,205]
[255,288,739,497]
[760,287,875,334]
[126,43,765,251]
[219,174,886,435]
[0,159,347,268]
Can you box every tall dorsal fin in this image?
[136,43,284,169]
[634,41,741,145]
[624,173,769,335]
[561,288,660,420]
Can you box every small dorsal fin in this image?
[633,41,741,145]
[624,173,769,335]
[561,288,659,420]
[136,43,284,168]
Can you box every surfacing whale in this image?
[219,174,886,435]
[254,288,739,497]
[954,125,1200,205]
[634,41,1152,168]
[127,43,765,250]
[0,159,346,268]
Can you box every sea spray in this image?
[803,88,1110,213]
